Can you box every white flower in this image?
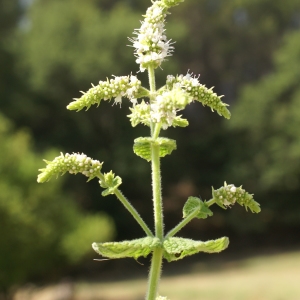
[114,95,122,105]
[129,1,174,72]
[230,185,237,193]
[149,89,191,130]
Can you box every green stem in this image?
[145,247,164,300]
[146,65,164,300]
[206,198,216,207]
[114,189,154,237]
[153,123,161,140]
[98,173,154,237]
[151,143,164,239]
[148,66,156,94]
[148,66,156,135]
[165,209,199,239]
[165,198,217,239]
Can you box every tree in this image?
[227,29,300,230]
[0,113,114,295]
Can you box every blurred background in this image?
[1,0,300,299]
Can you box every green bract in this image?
[183,196,213,219]
[99,171,122,197]
[133,137,177,161]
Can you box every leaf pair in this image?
[133,137,177,161]
[92,236,229,262]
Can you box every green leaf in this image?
[163,237,229,262]
[133,137,177,161]
[99,171,122,196]
[183,196,213,219]
[92,237,161,259]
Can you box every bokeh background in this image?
[1,0,300,299]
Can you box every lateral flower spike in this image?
[99,171,122,196]
[166,73,231,119]
[129,0,175,72]
[67,75,143,111]
[37,153,103,183]
[212,182,261,213]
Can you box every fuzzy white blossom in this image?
[130,1,174,72]
[67,75,142,111]
[150,88,192,129]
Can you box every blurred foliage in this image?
[0,0,300,291]
[228,30,300,191]
[226,29,300,228]
[0,113,114,292]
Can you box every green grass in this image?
[75,251,300,300]
[15,250,300,300]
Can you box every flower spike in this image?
[129,1,175,72]
[166,73,231,119]
[67,75,142,111]
[212,182,261,213]
[37,152,103,183]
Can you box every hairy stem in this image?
[206,198,216,207]
[148,66,156,135]
[114,189,154,237]
[146,66,164,300]
[148,66,156,95]
[153,123,161,140]
[165,209,200,239]
[146,247,164,300]
[98,173,154,237]
[151,143,164,239]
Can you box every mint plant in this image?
[37,0,261,299]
